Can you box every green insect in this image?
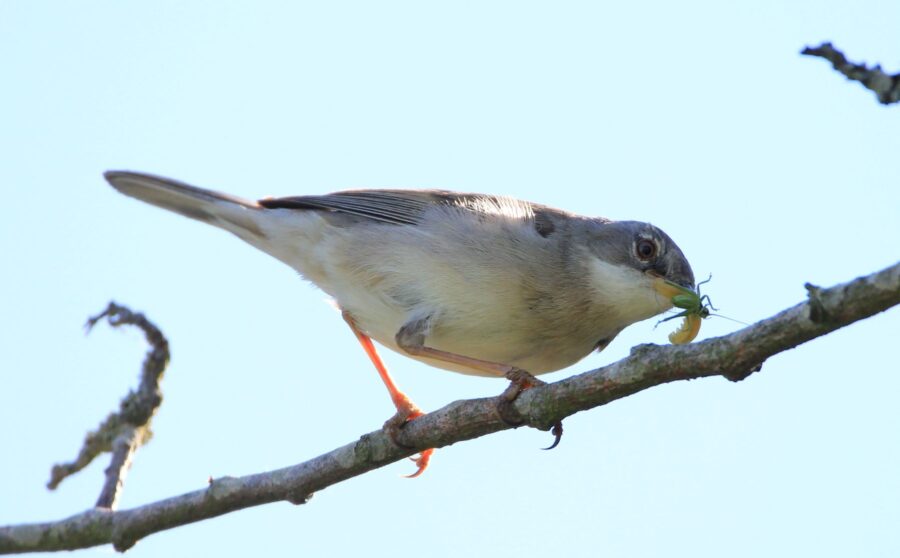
[657,275,716,344]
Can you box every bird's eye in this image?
[635,238,657,261]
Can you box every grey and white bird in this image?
[105,171,696,476]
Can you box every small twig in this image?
[801,42,900,105]
[46,302,169,512]
[94,427,141,510]
[2,262,897,554]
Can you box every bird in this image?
[104,171,696,476]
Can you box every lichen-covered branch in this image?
[2,262,898,554]
[802,42,900,105]
[46,303,169,511]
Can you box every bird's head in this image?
[580,219,695,327]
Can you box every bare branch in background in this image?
[802,42,900,105]
[1,262,897,554]
[46,303,169,511]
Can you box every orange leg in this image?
[342,311,433,478]
[396,332,564,450]
[399,344,513,377]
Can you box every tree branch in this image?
[46,303,169,511]
[2,262,898,554]
[802,42,900,105]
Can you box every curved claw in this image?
[385,410,435,477]
[403,448,434,478]
[499,369,565,451]
[542,421,564,450]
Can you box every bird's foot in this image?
[497,368,564,450]
[383,397,434,478]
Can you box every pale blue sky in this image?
[1,2,899,557]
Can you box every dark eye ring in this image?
[635,238,657,261]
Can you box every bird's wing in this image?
[258,189,452,225]
[258,189,569,236]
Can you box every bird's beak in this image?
[648,271,694,299]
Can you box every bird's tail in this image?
[104,171,267,244]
